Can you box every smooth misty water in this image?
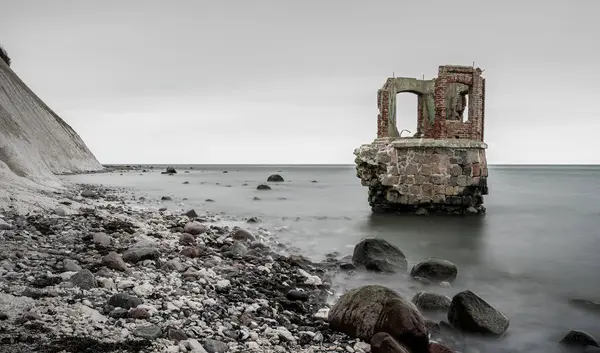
[65,165,600,353]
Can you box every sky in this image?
[1,0,599,164]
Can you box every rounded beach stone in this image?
[447,290,509,336]
[352,238,407,272]
[410,258,458,283]
[267,174,284,182]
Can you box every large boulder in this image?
[352,238,407,272]
[410,258,458,283]
[267,174,284,182]
[412,292,452,312]
[122,247,160,263]
[329,285,428,352]
[447,290,509,336]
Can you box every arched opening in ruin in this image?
[395,92,419,137]
[461,92,470,123]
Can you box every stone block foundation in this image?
[354,138,488,215]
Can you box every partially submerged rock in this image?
[267,174,284,182]
[447,290,509,336]
[370,332,410,353]
[352,238,407,272]
[412,292,452,312]
[232,229,255,242]
[560,330,599,348]
[410,258,458,283]
[329,285,428,352]
[257,184,271,190]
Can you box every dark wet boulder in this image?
[560,330,599,348]
[329,285,428,352]
[447,290,509,336]
[161,166,177,174]
[412,292,452,312]
[352,238,408,272]
[183,209,198,219]
[428,342,455,353]
[370,332,411,353]
[161,196,172,201]
[410,258,458,283]
[122,247,160,263]
[267,174,284,182]
[257,184,271,190]
[232,229,255,242]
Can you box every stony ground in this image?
[0,184,366,353]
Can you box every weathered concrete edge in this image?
[390,138,488,149]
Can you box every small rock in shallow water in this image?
[232,229,255,242]
[159,207,167,212]
[134,325,162,340]
[267,174,284,182]
[286,290,309,301]
[184,209,198,218]
[247,217,261,223]
[352,238,408,273]
[161,196,172,201]
[412,292,452,312]
[70,269,97,290]
[410,258,458,283]
[256,184,271,190]
[560,330,599,348]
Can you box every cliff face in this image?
[0,59,102,185]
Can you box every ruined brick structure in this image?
[356,65,489,215]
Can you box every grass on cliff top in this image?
[0,44,11,66]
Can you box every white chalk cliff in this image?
[0,58,102,187]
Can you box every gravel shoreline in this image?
[0,183,362,353]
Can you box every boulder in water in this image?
[257,184,271,190]
[183,209,198,219]
[412,292,452,312]
[329,285,428,352]
[161,166,177,174]
[410,258,458,283]
[232,229,255,242]
[352,238,407,272]
[447,290,509,336]
[560,330,599,348]
[267,174,284,182]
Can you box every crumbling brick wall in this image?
[376,65,485,142]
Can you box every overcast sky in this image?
[1,0,599,164]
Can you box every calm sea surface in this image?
[65,165,600,353]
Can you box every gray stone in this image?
[93,232,112,247]
[179,233,196,245]
[162,258,184,272]
[286,290,309,301]
[161,196,172,201]
[232,229,255,242]
[415,207,428,216]
[184,221,207,235]
[352,238,408,272]
[410,258,458,283]
[168,327,188,341]
[54,207,67,216]
[411,292,452,312]
[186,339,208,353]
[229,242,248,257]
[329,285,427,353]
[448,290,509,336]
[102,252,128,271]
[0,218,12,231]
[560,330,598,348]
[204,338,229,353]
[63,259,82,272]
[466,206,478,214]
[133,325,162,340]
[81,190,98,199]
[70,269,97,290]
[108,293,143,309]
[122,246,160,263]
[257,184,271,190]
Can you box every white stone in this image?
[185,339,208,353]
[314,308,330,320]
[216,279,230,290]
[133,283,154,297]
[355,341,371,353]
[246,342,260,350]
[167,302,179,312]
[117,280,136,289]
[276,326,296,343]
[249,332,259,341]
[166,345,180,353]
[98,278,116,290]
[298,269,322,286]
